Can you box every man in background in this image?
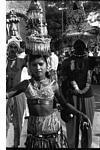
[48,50,59,81]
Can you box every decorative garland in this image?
[73,53,88,58]
[71,70,92,94]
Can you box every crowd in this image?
[6,38,100,148]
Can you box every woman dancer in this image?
[6,51,90,148]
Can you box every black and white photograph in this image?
[6,0,100,148]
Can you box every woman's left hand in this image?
[81,114,91,129]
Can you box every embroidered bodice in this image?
[25,79,55,102]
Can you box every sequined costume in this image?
[25,79,68,148]
[7,79,68,148]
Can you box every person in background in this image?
[92,68,98,84]
[93,44,100,56]
[6,41,27,147]
[6,51,90,148]
[47,49,59,81]
[88,49,93,57]
[61,39,98,148]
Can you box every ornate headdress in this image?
[6,10,26,60]
[25,0,51,57]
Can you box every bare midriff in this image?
[27,100,54,116]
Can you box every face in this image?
[29,57,47,79]
[8,44,18,59]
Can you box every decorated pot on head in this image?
[25,32,51,57]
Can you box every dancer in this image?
[6,51,90,148]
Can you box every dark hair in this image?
[73,39,87,55]
[28,54,47,64]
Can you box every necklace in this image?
[71,70,92,94]
[31,78,49,89]
[73,53,88,57]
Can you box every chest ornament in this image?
[26,81,54,100]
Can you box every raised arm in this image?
[6,80,29,99]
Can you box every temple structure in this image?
[63,1,98,47]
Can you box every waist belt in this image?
[25,129,62,148]
[28,98,53,105]
[27,129,61,139]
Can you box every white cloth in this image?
[48,52,59,71]
[18,52,26,59]
[21,67,31,82]
[89,51,93,56]
[97,51,100,56]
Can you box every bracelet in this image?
[71,70,91,94]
